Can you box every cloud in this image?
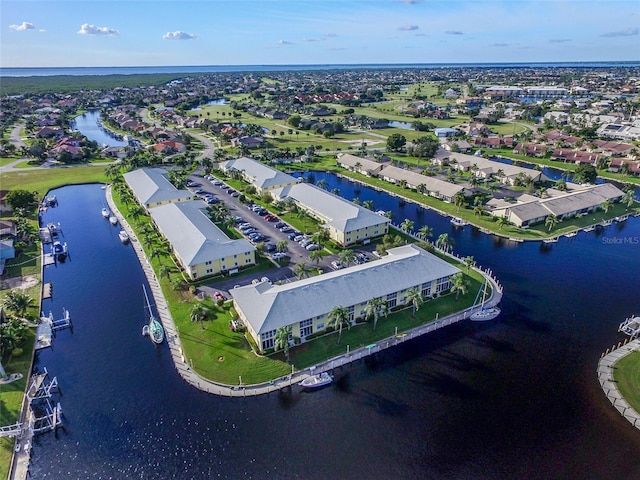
[163,31,197,40]
[303,38,322,42]
[444,30,464,35]
[399,25,419,31]
[600,27,638,37]
[39,29,46,33]
[549,38,571,43]
[77,23,119,36]
[491,43,510,47]
[9,22,35,31]
[400,0,422,4]
[277,39,294,45]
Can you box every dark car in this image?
[266,243,277,252]
[274,221,286,228]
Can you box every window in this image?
[262,329,276,350]
[421,282,432,298]
[317,322,325,331]
[206,268,213,274]
[387,292,397,308]
[300,319,313,337]
[436,276,451,293]
[205,260,212,266]
[348,306,355,322]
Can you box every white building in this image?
[123,167,194,208]
[270,182,390,246]
[219,157,298,193]
[149,200,256,280]
[231,244,461,352]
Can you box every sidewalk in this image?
[597,338,640,430]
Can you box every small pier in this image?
[6,368,64,479]
[619,315,640,337]
[36,309,72,349]
[38,227,52,244]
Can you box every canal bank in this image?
[106,185,503,396]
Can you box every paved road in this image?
[9,122,26,149]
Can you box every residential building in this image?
[149,200,256,280]
[378,165,465,202]
[336,153,384,176]
[219,156,298,193]
[123,167,194,208]
[270,182,390,246]
[231,244,460,352]
[444,152,547,185]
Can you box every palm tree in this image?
[622,190,635,209]
[316,179,329,190]
[417,225,433,241]
[454,191,466,213]
[276,240,288,253]
[436,233,453,251]
[496,216,509,230]
[338,249,356,266]
[405,287,423,317]
[190,304,209,329]
[327,305,351,344]
[2,290,34,318]
[274,325,292,362]
[158,264,172,280]
[463,256,475,272]
[365,297,388,331]
[545,214,558,232]
[450,273,469,300]
[309,249,323,265]
[294,262,311,279]
[362,200,375,211]
[400,218,414,233]
[600,199,612,213]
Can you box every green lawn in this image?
[613,351,640,414]
[0,164,108,196]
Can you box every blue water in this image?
[30,182,640,479]
[71,111,127,147]
[2,62,639,77]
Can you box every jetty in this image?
[36,309,72,350]
[619,314,640,337]
[5,368,63,480]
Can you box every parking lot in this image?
[187,172,377,298]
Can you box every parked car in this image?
[213,291,226,301]
[300,238,313,247]
[331,260,343,270]
[257,209,268,216]
[293,234,305,242]
[271,252,288,260]
[280,226,294,233]
[205,197,218,204]
[288,232,299,240]
[266,243,277,252]
[274,221,286,228]
[306,243,321,251]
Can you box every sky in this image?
[1,1,639,68]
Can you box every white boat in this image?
[51,241,68,261]
[470,279,500,322]
[143,285,164,345]
[142,325,149,336]
[564,231,577,238]
[583,226,595,232]
[542,237,558,244]
[101,207,110,218]
[109,215,118,226]
[450,217,468,227]
[299,372,333,389]
[118,230,130,243]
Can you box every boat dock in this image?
[35,309,72,349]
[6,368,63,480]
[618,314,640,337]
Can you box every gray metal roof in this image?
[149,200,255,266]
[271,183,390,233]
[219,157,298,190]
[379,165,464,199]
[231,244,460,335]
[540,183,624,216]
[123,167,192,206]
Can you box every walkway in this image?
[597,338,640,430]
[106,185,502,397]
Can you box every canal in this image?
[29,180,640,479]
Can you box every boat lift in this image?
[619,315,640,337]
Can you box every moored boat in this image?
[450,217,468,227]
[299,371,333,390]
[143,285,164,345]
[118,230,130,243]
[101,207,110,218]
[564,231,578,238]
[470,279,500,322]
[109,215,118,226]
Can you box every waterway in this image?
[29,181,640,479]
[71,110,127,147]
